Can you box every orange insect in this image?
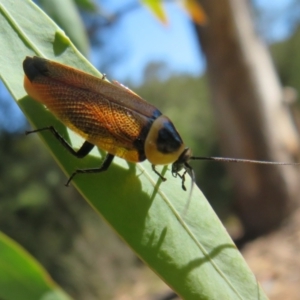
[23,56,299,191]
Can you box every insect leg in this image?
[176,171,187,191]
[152,165,167,182]
[26,126,94,158]
[66,153,115,186]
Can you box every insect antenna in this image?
[189,156,300,166]
[181,156,300,215]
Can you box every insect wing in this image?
[23,57,161,162]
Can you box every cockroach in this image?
[23,56,299,196]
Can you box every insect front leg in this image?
[175,171,187,191]
[152,165,167,182]
[66,153,115,186]
[26,126,95,158]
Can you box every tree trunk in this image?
[195,0,300,238]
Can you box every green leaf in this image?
[0,231,72,300]
[0,1,267,299]
[74,0,97,12]
[38,0,90,56]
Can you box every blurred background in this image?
[1,0,300,299]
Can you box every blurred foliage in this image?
[1,1,300,298]
[0,132,139,299]
[271,25,300,100]
[0,231,72,300]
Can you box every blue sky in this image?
[92,1,205,85]
[94,0,298,85]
